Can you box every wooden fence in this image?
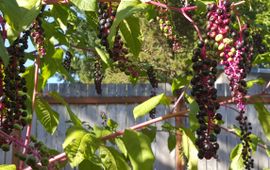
[0,83,270,170]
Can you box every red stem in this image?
[180,8,203,41]
[19,56,40,170]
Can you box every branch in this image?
[23,109,188,169]
[180,8,203,41]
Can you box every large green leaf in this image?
[254,103,270,141]
[79,159,103,170]
[122,130,155,170]
[49,91,82,127]
[41,48,73,87]
[0,165,16,170]
[35,96,59,134]
[246,78,265,88]
[141,126,157,143]
[167,133,176,152]
[115,138,128,157]
[133,93,170,119]
[99,146,130,170]
[230,144,244,170]
[0,0,41,42]
[0,34,9,65]
[186,95,199,131]
[63,126,100,167]
[70,0,97,11]
[95,47,111,66]
[119,16,142,57]
[107,0,148,49]
[22,65,44,98]
[181,127,198,170]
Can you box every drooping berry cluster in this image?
[15,136,61,170]
[63,51,73,71]
[147,66,158,118]
[191,42,221,160]
[97,2,116,50]
[230,28,254,169]
[206,2,254,167]
[252,33,267,54]
[156,7,180,53]
[147,66,158,89]
[0,31,29,151]
[97,2,139,78]
[31,16,46,56]
[94,60,103,95]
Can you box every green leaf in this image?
[115,138,128,158]
[0,34,9,65]
[63,126,100,167]
[106,119,118,131]
[186,95,199,131]
[167,133,176,152]
[0,164,16,170]
[22,65,43,98]
[119,16,142,57]
[35,96,59,134]
[141,126,157,143]
[181,127,198,170]
[99,146,130,170]
[254,103,270,141]
[93,125,112,138]
[95,47,111,67]
[42,48,73,87]
[70,0,97,11]
[230,144,244,170]
[79,159,103,170]
[49,91,82,127]
[122,130,155,170]
[0,0,41,42]
[133,93,170,119]
[107,0,148,49]
[246,78,265,88]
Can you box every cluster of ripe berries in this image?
[147,66,158,118]
[94,60,103,95]
[206,1,254,168]
[191,41,221,160]
[0,31,29,151]
[97,2,139,81]
[63,51,73,71]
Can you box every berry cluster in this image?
[15,136,60,170]
[230,28,254,169]
[98,2,116,50]
[149,90,157,119]
[0,31,29,151]
[147,66,158,89]
[156,7,180,52]
[31,17,46,57]
[63,51,73,71]
[253,33,267,54]
[147,66,158,118]
[97,2,139,78]
[94,60,103,95]
[191,42,221,160]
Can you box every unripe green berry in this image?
[1,144,10,152]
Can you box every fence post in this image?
[175,93,186,170]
